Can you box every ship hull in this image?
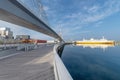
[75,41,114,44]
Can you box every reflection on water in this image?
[75,44,115,50]
[57,44,65,57]
[61,44,120,80]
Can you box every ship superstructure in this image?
[75,37,114,44]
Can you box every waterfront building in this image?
[0,27,13,39]
[16,35,30,40]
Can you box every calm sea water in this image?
[61,44,120,80]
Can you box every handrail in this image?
[53,44,73,80]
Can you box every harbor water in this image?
[61,44,120,80]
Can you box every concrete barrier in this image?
[53,44,73,80]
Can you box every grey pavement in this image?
[0,44,55,80]
[0,48,19,57]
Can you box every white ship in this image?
[75,37,114,44]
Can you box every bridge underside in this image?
[0,0,63,41]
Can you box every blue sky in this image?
[0,0,120,41]
[41,0,120,40]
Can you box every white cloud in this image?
[56,1,120,40]
[60,0,120,29]
[86,1,120,22]
[83,14,104,23]
[88,5,99,13]
[43,6,49,11]
[94,21,103,27]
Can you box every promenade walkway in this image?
[0,44,55,80]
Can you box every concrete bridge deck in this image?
[0,44,55,80]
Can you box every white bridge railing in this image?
[0,44,18,50]
[53,45,73,80]
[0,43,37,51]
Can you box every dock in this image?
[0,44,55,80]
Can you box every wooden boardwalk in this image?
[0,44,55,80]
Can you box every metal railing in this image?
[0,44,18,50]
[0,43,36,51]
[53,44,73,80]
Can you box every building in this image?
[0,36,4,39]
[0,27,13,39]
[16,35,30,40]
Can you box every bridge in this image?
[0,0,63,41]
[0,0,72,80]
